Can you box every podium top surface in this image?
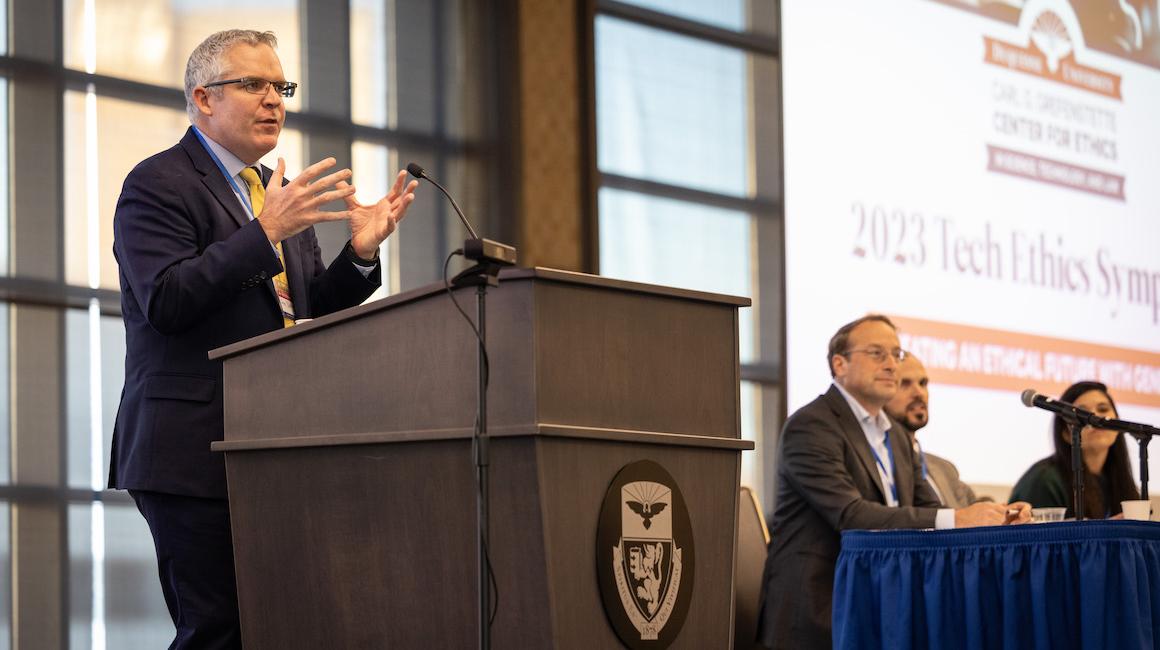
[209,267,751,361]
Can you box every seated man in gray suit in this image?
[885,354,991,509]
[755,315,1030,649]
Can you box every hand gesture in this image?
[954,502,1017,528]
[257,157,356,243]
[343,170,419,259]
[1004,501,1032,524]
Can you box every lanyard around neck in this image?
[192,128,257,218]
[915,438,930,480]
[867,428,899,504]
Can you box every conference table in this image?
[832,521,1160,649]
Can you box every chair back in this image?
[733,485,770,649]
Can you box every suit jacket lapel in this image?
[180,128,251,230]
[926,458,956,508]
[823,386,888,503]
[183,129,281,313]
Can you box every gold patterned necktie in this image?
[239,167,296,328]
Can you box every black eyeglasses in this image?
[203,77,298,98]
[843,347,907,363]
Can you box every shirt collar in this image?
[192,125,252,178]
[833,381,892,434]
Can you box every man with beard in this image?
[884,354,988,508]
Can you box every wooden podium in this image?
[210,268,752,649]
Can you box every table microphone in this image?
[1020,389,1105,427]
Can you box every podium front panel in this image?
[213,270,752,648]
[225,432,743,649]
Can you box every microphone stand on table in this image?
[1020,389,1158,519]
[1063,415,1086,520]
[1103,417,1160,501]
[1060,410,1160,519]
[1136,433,1150,500]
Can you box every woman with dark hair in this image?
[1010,381,1140,518]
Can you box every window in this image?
[0,1,503,644]
[593,1,782,501]
[62,0,302,114]
[0,79,8,277]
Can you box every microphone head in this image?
[1020,389,1038,408]
[406,162,426,179]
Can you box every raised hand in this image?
[342,170,419,259]
[257,157,356,244]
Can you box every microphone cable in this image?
[442,248,499,625]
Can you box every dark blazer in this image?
[109,127,379,499]
[925,452,983,509]
[756,385,942,649]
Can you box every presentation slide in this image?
[782,0,1160,489]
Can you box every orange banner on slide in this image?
[892,315,1160,408]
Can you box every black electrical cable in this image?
[442,248,498,625]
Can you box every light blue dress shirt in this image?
[833,381,954,529]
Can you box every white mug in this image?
[1121,500,1152,521]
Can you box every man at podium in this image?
[754,315,1029,649]
[108,29,417,649]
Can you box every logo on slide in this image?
[982,0,1127,201]
[983,1,1122,99]
[596,461,694,649]
[1028,10,1072,73]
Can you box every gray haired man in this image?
[110,29,416,648]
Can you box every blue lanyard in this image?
[915,439,930,480]
[192,127,256,219]
[867,429,899,504]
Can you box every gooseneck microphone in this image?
[407,163,516,266]
[406,162,479,239]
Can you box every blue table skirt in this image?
[833,521,1160,650]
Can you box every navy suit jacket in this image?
[109,127,379,499]
[756,385,941,649]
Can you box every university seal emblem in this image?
[596,460,694,649]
